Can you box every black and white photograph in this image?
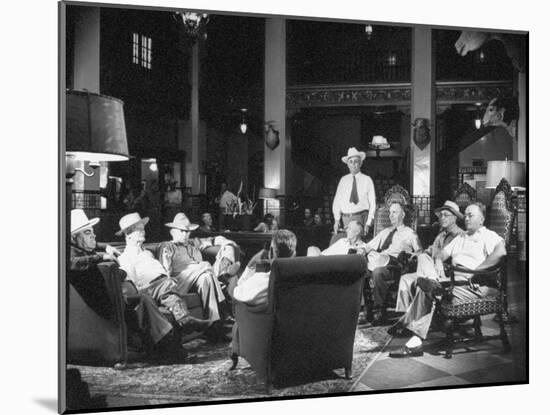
[56,0,532,412]
[6,0,545,414]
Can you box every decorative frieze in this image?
[286,81,513,109]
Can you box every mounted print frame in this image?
[59,0,529,413]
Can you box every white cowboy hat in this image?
[434,200,464,220]
[341,147,366,163]
[115,212,150,236]
[71,209,100,235]
[165,212,199,231]
[367,251,391,272]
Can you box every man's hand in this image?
[363,224,371,237]
[247,248,268,269]
[333,222,340,235]
[105,245,121,257]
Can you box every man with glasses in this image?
[389,202,505,358]
[158,212,240,342]
[388,201,464,356]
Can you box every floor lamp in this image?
[63,90,129,399]
[258,187,277,216]
[485,160,526,324]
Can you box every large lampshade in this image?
[486,160,526,190]
[258,187,277,199]
[66,90,129,162]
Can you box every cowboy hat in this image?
[434,200,464,220]
[115,212,150,236]
[71,209,100,234]
[165,213,199,231]
[367,251,391,272]
[341,147,366,163]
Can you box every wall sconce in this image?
[174,11,209,40]
[387,52,397,66]
[239,108,248,134]
[474,102,483,129]
[264,121,280,150]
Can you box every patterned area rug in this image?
[69,324,391,409]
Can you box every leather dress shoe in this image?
[178,315,212,333]
[389,345,424,358]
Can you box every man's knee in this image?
[372,267,390,282]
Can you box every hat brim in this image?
[342,153,366,164]
[115,217,150,236]
[164,222,199,231]
[434,206,464,220]
[71,217,100,235]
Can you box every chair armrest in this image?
[451,264,501,275]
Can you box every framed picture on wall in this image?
[59,0,529,414]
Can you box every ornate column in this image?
[410,27,436,197]
[264,18,287,223]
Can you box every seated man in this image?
[199,212,215,233]
[388,201,464,348]
[117,212,211,339]
[158,213,240,326]
[363,202,422,325]
[70,209,177,358]
[228,230,297,368]
[390,202,506,357]
[308,220,367,256]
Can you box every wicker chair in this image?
[437,179,514,358]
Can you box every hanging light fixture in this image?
[239,108,248,134]
[174,11,210,40]
[364,24,373,40]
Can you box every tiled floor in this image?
[351,260,527,392]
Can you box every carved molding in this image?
[287,83,412,108]
[286,81,513,109]
[436,81,514,105]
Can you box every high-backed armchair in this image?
[372,184,417,236]
[437,181,514,358]
[453,182,477,212]
[233,255,366,391]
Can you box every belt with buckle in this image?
[342,210,369,218]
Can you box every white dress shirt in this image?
[443,226,504,280]
[332,172,376,225]
[365,224,421,258]
[118,246,168,290]
[232,266,270,306]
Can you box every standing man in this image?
[332,147,376,237]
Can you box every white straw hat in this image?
[341,147,366,163]
[70,209,100,235]
[115,212,150,236]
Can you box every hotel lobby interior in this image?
[60,2,528,412]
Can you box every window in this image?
[132,32,152,69]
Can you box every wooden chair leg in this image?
[473,316,483,340]
[498,313,512,353]
[444,319,454,359]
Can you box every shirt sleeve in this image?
[70,253,103,272]
[322,239,344,256]
[117,253,135,281]
[232,269,270,305]
[443,235,460,258]
[366,176,376,225]
[410,230,422,252]
[332,177,345,222]
[483,229,505,256]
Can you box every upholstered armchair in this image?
[372,184,417,236]
[232,255,366,391]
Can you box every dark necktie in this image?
[349,175,359,204]
[379,228,397,251]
